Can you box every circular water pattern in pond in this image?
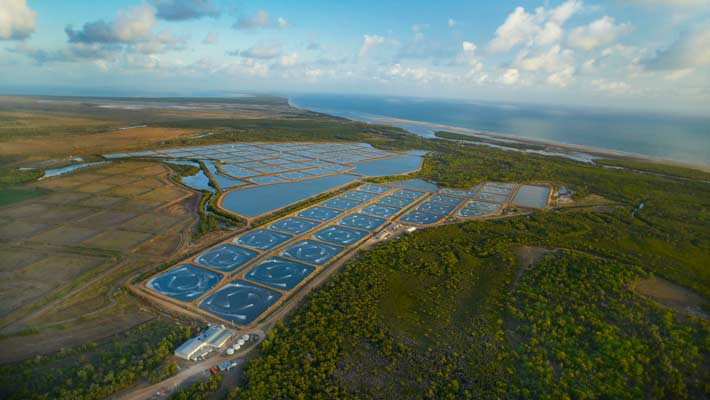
[321,197,363,211]
[198,280,281,324]
[269,217,320,235]
[298,206,343,221]
[314,226,369,246]
[378,196,414,208]
[391,189,425,199]
[458,200,502,217]
[147,264,222,302]
[428,195,464,206]
[416,201,456,215]
[338,213,386,231]
[281,240,344,265]
[438,188,476,198]
[235,229,293,250]
[194,244,258,272]
[359,184,390,194]
[400,211,444,225]
[474,192,508,203]
[340,190,379,202]
[361,204,400,218]
[481,185,513,196]
[244,257,315,290]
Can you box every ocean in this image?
[289,94,710,166]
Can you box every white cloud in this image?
[236,44,283,59]
[448,18,457,28]
[136,31,186,54]
[488,1,584,52]
[547,65,575,87]
[112,4,157,43]
[516,45,573,72]
[233,10,287,30]
[665,68,694,80]
[65,4,156,44]
[305,68,323,82]
[550,0,583,24]
[390,63,429,82]
[499,68,520,85]
[0,0,36,40]
[489,6,543,52]
[280,53,299,66]
[591,78,631,95]
[644,26,710,70]
[234,10,270,30]
[515,45,576,87]
[625,0,709,8]
[537,22,563,46]
[462,41,476,54]
[150,0,220,21]
[568,16,630,51]
[461,41,484,74]
[359,34,385,58]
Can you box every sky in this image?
[0,0,708,115]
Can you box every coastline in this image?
[287,97,709,173]
[373,116,710,173]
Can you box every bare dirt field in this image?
[0,126,199,161]
[634,276,709,319]
[0,160,210,363]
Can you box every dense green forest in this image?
[231,213,709,398]
[229,139,709,398]
[0,320,193,400]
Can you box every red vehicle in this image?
[210,366,219,376]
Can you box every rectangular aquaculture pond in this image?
[244,257,315,290]
[147,264,222,302]
[280,240,344,265]
[512,185,550,208]
[198,280,281,324]
[220,174,359,217]
[400,211,444,225]
[194,244,258,272]
[350,155,423,177]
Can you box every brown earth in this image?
[634,276,709,319]
[0,160,215,363]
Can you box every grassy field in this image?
[0,188,45,206]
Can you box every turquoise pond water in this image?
[512,185,550,208]
[221,174,360,217]
[42,161,109,179]
[165,160,215,192]
[351,155,423,177]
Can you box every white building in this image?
[174,325,234,361]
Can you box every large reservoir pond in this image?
[351,155,422,177]
[221,174,360,217]
[512,185,550,208]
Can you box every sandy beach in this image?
[369,116,710,173]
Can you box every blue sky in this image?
[1,0,708,114]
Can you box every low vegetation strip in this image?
[0,187,46,206]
